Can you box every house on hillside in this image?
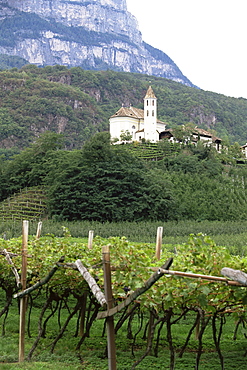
[109,86,166,143]
[160,127,223,152]
[109,86,222,152]
[241,144,247,158]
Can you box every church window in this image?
[152,100,154,106]
[152,110,154,116]
[132,125,136,129]
[147,101,149,106]
[147,111,149,116]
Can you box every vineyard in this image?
[0,187,47,222]
[121,141,179,161]
[1,219,247,254]
[1,229,247,369]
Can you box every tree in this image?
[82,131,112,164]
[47,132,178,222]
[120,130,132,142]
[0,132,65,199]
[172,123,196,143]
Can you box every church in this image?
[109,86,166,143]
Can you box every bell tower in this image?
[144,86,157,142]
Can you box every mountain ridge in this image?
[0,0,195,86]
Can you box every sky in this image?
[126,0,246,99]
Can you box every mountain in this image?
[0,66,246,153]
[0,0,195,86]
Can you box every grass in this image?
[1,294,247,370]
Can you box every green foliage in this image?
[0,132,64,199]
[0,107,25,142]
[0,67,107,149]
[1,220,247,252]
[46,132,177,222]
[1,233,247,368]
[119,129,132,141]
[2,130,247,222]
[0,54,28,70]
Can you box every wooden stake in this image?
[102,245,117,370]
[155,226,163,260]
[221,267,247,285]
[88,230,94,249]
[151,268,245,286]
[75,260,106,306]
[3,249,21,287]
[36,221,42,239]
[79,291,88,337]
[19,220,29,363]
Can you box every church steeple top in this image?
[144,85,156,99]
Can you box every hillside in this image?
[0,54,28,69]
[0,66,246,152]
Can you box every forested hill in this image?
[0,65,247,153]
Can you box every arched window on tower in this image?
[152,110,154,116]
[147,101,149,106]
[147,110,149,116]
[152,100,154,106]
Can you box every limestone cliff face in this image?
[6,0,141,44]
[0,0,194,86]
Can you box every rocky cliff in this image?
[0,0,194,86]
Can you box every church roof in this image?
[144,86,156,99]
[110,105,165,125]
[110,106,144,119]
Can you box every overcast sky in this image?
[126,0,246,99]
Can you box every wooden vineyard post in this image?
[155,226,163,260]
[102,245,117,370]
[79,291,88,336]
[88,230,94,249]
[36,221,42,240]
[19,220,29,362]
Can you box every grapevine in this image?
[0,233,247,368]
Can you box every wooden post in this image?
[88,230,94,249]
[79,291,88,336]
[155,226,163,260]
[36,221,42,240]
[19,220,29,362]
[147,310,155,355]
[102,245,117,370]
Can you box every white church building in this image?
[109,86,166,143]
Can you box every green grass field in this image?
[1,300,247,370]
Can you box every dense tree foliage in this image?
[0,54,28,70]
[46,133,177,221]
[0,132,64,199]
[1,131,247,222]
